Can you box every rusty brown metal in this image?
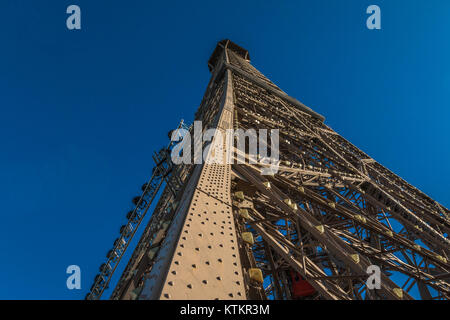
[109,40,449,300]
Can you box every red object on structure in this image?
[290,271,316,298]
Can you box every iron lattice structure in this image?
[87,40,449,300]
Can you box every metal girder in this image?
[102,40,449,300]
[138,49,248,299]
[233,163,413,300]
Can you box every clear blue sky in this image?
[0,0,448,299]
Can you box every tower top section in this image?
[208,39,250,72]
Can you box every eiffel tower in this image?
[87,40,449,300]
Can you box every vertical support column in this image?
[140,67,247,300]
